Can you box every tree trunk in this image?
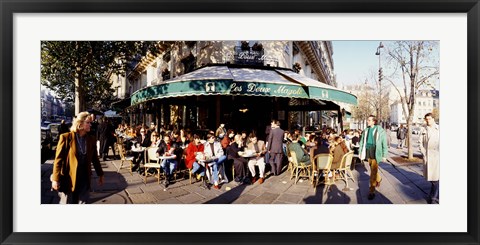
[74,67,85,115]
[406,117,414,159]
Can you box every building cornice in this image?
[295,41,333,86]
[127,42,171,78]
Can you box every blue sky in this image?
[332,41,384,86]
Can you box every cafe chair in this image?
[116,144,134,175]
[143,147,162,184]
[311,153,334,193]
[336,151,355,188]
[287,150,294,173]
[114,136,123,157]
[289,151,312,185]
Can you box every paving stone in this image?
[203,195,231,204]
[94,182,118,191]
[251,192,280,204]
[182,185,220,199]
[277,193,303,204]
[151,187,189,201]
[158,198,183,204]
[407,199,428,204]
[232,194,257,204]
[246,186,268,197]
[128,193,157,204]
[177,193,204,204]
[126,187,143,195]
[272,200,289,204]
[285,185,310,196]
[91,193,128,204]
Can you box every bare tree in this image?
[384,41,439,159]
[352,81,375,129]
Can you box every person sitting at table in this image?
[240,130,249,146]
[246,134,267,184]
[331,135,349,170]
[287,133,311,165]
[185,134,205,180]
[176,129,190,150]
[156,134,179,187]
[221,129,235,150]
[314,133,330,155]
[203,133,227,189]
[131,127,151,172]
[150,132,161,147]
[228,134,250,184]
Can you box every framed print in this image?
[1,0,479,244]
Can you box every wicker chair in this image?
[116,144,134,175]
[336,151,355,188]
[289,151,312,184]
[311,153,334,193]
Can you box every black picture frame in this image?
[1,0,479,244]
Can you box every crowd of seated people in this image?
[112,120,363,189]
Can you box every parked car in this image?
[48,123,61,143]
[390,124,399,132]
[41,126,53,164]
[411,126,421,135]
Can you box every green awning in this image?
[276,69,358,105]
[130,65,357,107]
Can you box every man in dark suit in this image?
[267,119,285,176]
[132,127,151,171]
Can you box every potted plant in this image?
[293,62,302,73]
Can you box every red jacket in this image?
[185,142,205,169]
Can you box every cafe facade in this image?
[111,41,357,139]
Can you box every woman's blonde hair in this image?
[70,111,90,132]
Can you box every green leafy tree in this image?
[41,41,159,115]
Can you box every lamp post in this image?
[375,42,384,126]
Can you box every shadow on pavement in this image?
[203,182,249,204]
[354,161,393,204]
[41,161,129,204]
[379,162,430,203]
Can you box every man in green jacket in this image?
[359,115,388,200]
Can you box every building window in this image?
[181,53,196,74]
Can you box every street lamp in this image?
[375,42,384,126]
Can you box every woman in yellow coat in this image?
[51,111,104,204]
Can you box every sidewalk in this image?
[41,146,431,204]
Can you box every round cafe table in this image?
[196,159,211,189]
[238,151,257,159]
[158,155,176,160]
[131,147,146,153]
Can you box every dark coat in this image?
[136,134,152,148]
[156,140,181,160]
[267,127,285,154]
[98,122,115,154]
[228,142,248,165]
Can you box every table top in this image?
[131,147,146,152]
[159,155,176,160]
[238,152,257,158]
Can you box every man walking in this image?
[359,115,388,200]
[396,124,406,148]
[267,119,285,176]
[418,113,440,204]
